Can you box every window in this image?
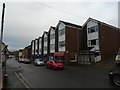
[50,44,55,50]
[44,46,47,51]
[88,26,98,33]
[59,41,65,47]
[50,33,55,40]
[59,29,65,36]
[44,37,47,42]
[91,40,96,45]
[88,39,98,46]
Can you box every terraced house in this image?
[30,18,119,65]
[78,18,120,64]
[31,40,35,62]
[38,37,42,58]
[48,26,56,60]
[42,31,48,61]
[54,20,82,65]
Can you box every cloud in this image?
[0,2,118,51]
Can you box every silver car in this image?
[34,59,44,66]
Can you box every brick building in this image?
[78,18,120,64]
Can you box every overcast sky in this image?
[0,0,119,51]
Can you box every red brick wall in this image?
[99,23,119,59]
[65,26,80,52]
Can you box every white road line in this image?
[15,72,31,88]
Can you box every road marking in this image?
[15,72,31,88]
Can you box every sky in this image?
[0,0,119,51]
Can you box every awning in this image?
[49,53,54,56]
[54,52,65,56]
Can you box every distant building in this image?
[22,45,31,59]
[31,40,35,62]
[34,39,39,58]
[0,42,9,62]
[48,26,56,60]
[19,49,23,60]
[38,37,42,58]
[42,31,48,61]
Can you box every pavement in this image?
[2,60,26,89]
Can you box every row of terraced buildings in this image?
[21,17,120,65]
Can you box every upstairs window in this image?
[91,39,96,45]
[88,26,98,33]
[50,33,55,40]
[44,46,47,51]
[88,39,98,46]
[44,37,47,42]
[59,29,65,36]
[59,41,65,47]
[50,44,55,50]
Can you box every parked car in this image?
[23,59,31,64]
[115,49,120,65]
[109,70,120,87]
[18,58,25,63]
[34,59,44,66]
[46,60,64,69]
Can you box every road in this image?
[6,58,119,88]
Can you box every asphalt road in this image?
[6,58,119,88]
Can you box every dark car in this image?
[109,70,120,87]
[46,60,64,69]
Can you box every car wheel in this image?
[113,74,120,87]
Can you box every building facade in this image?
[55,20,82,65]
[35,39,39,58]
[48,26,56,60]
[22,45,31,59]
[42,31,48,61]
[38,37,42,58]
[78,18,119,64]
[30,18,119,65]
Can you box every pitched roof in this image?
[51,26,55,30]
[56,20,82,29]
[61,20,82,28]
[83,17,119,30]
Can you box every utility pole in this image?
[0,3,6,89]
[118,2,120,52]
[0,3,5,63]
